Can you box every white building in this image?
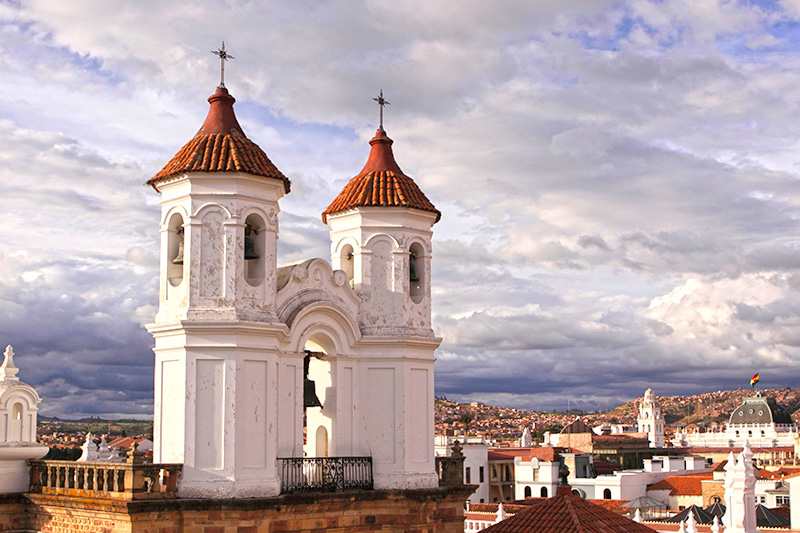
[0,345,48,493]
[514,452,711,502]
[638,388,665,448]
[147,84,442,498]
[672,392,798,449]
[435,435,490,504]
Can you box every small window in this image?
[479,466,484,483]
[541,487,548,497]
[524,486,532,498]
[505,465,512,481]
[603,488,612,499]
[465,467,471,484]
[480,499,484,503]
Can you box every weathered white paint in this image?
[0,345,48,493]
[149,158,440,496]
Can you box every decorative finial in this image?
[212,42,235,88]
[373,90,390,131]
[1,345,19,381]
[559,465,570,486]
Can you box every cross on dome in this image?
[373,90,390,131]
[212,42,235,88]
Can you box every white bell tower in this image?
[637,388,664,448]
[320,97,441,489]
[146,82,291,498]
[321,101,442,488]
[323,128,440,338]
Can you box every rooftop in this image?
[148,87,290,193]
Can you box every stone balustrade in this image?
[27,445,181,500]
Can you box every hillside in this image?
[606,388,800,425]
[435,388,800,441]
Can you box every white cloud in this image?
[3,1,800,416]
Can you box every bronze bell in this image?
[304,378,323,409]
[244,225,259,260]
[172,241,184,265]
[409,261,420,282]
[303,351,323,409]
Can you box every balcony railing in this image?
[28,445,181,500]
[278,457,373,493]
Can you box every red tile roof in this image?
[321,129,440,223]
[482,493,653,533]
[488,448,565,461]
[148,87,290,193]
[647,473,714,496]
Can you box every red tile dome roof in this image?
[148,87,290,193]
[321,129,440,223]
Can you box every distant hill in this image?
[606,388,800,425]
[434,388,800,441]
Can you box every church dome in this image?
[322,128,440,223]
[728,393,793,425]
[148,87,290,193]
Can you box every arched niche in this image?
[315,425,329,458]
[409,242,424,304]
[8,402,23,442]
[244,213,266,286]
[167,212,184,287]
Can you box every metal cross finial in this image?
[212,42,235,88]
[373,90,390,131]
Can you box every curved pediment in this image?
[276,258,361,330]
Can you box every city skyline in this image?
[2,1,800,418]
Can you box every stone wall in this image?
[0,487,472,533]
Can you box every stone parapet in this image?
[0,486,474,533]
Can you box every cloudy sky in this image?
[3,1,800,418]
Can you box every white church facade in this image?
[671,391,799,449]
[145,84,443,498]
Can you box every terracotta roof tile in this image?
[647,473,714,496]
[321,129,440,223]
[148,87,290,193]
[482,493,654,533]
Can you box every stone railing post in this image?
[124,442,145,497]
[436,440,466,487]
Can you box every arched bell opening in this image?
[340,244,354,288]
[409,242,424,304]
[244,214,265,286]
[302,334,335,458]
[167,213,184,287]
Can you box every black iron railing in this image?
[278,457,373,493]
